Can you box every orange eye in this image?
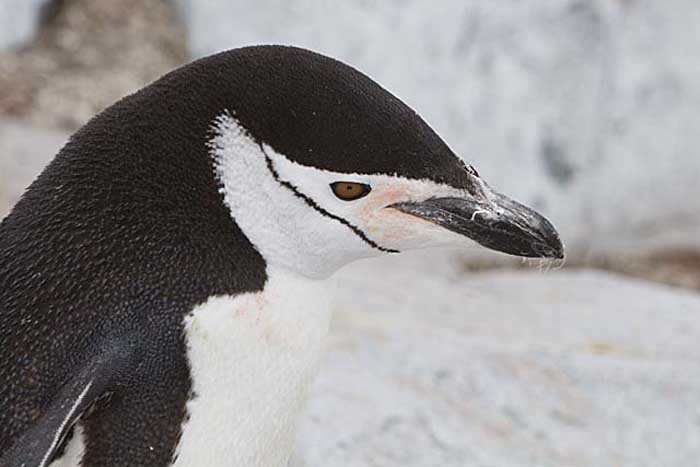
[330,182,371,201]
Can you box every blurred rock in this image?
[587,248,700,290]
[0,0,188,130]
[175,0,700,260]
[292,263,700,467]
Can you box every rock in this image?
[293,260,700,466]
[0,0,189,130]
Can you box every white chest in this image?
[171,267,333,467]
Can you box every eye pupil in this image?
[331,182,371,201]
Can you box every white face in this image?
[209,112,480,279]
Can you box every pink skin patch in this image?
[354,182,453,247]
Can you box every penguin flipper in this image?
[0,351,123,467]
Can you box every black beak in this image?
[391,191,564,259]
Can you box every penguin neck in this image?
[175,263,334,466]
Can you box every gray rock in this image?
[293,259,700,466]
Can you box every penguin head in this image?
[200,46,563,278]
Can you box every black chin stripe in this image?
[261,146,399,254]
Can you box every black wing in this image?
[0,348,125,467]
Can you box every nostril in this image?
[458,159,480,179]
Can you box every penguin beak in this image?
[391,191,564,259]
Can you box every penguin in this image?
[0,45,563,467]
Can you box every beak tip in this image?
[513,237,564,260]
[531,219,565,260]
[541,241,565,260]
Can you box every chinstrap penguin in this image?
[0,45,563,467]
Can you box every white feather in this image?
[171,267,333,467]
[47,423,86,467]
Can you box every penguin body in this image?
[49,268,331,467]
[0,46,563,467]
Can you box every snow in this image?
[292,257,700,467]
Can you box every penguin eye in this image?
[330,182,371,201]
